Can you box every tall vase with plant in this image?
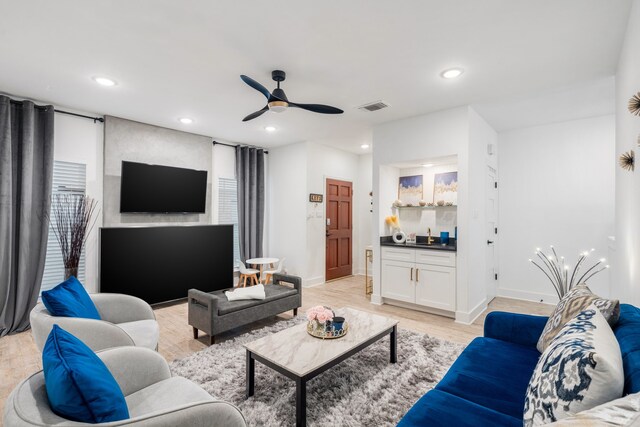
[45,194,99,280]
[529,246,609,299]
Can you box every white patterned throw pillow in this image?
[536,284,619,353]
[523,304,624,426]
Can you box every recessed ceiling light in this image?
[422,163,434,168]
[440,68,464,79]
[179,117,193,124]
[264,126,277,132]
[361,144,370,149]
[92,76,116,87]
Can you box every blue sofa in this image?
[398,304,640,426]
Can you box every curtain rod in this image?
[8,99,104,123]
[212,140,269,154]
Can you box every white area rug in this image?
[170,316,464,426]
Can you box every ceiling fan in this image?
[240,70,344,122]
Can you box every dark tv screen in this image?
[100,225,233,304]
[120,161,207,213]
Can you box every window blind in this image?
[41,160,87,292]
[218,177,240,268]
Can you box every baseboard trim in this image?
[455,298,487,325]
[382,298,455,318]
[303,276,325,288]
[498,287,558,305]
[370,294,383,305]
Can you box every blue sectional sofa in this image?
[398,304,640,426]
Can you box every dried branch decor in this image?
[629,92,640,116]
[620,150,635,172]
[529,246,609,299]
[45,194,98,279]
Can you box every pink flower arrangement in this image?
[306,305,334,323]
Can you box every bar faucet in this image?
[427,227,435,245]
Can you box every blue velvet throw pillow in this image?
[43,325,129,423]
[41,276,101,320]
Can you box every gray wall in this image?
[103,116,212,226]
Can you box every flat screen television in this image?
[100,225,233,304]
[120,161,207,213]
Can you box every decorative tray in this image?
[306,322,349,339]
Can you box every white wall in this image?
[268,142,308,280]
[498,115,615,303]
[53,114,104,293]
[468,109,498,313]
[394,163,458,237]
[373,106,488,322]
[305,142,360,285]
[356,153,373,274]
[267,141,370,285]
[614,0,640,305]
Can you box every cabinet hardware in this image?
[416,269,419,282]
[410,267,413,281]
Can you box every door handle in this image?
[410,267,413,281]
[416,269,419,282]
[487,240,494,245]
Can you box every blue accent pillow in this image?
[43,325,130,423]
[41,276,101,319]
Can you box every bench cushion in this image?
[215,284,297,316]
[435,336,540,419]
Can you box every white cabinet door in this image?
[414,263,456,311]
[381,260,415,303]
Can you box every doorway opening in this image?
[325,178,353,281]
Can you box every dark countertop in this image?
[380,235,457,252]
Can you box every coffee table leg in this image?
[246,350,255,398]
[390,325,397,363]
[295,377,307,427]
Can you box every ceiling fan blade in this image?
[288,102,344,114]
[240,75,271,100]
[242,105,269,122]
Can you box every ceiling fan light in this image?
[268,100,288,113]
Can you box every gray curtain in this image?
[236,146,265,261]
[0,96,54,336]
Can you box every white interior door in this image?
[486,166,498,300]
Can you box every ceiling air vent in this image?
[358,101,390,112]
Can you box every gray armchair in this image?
[3,347,247,427]
[30,294,159,352]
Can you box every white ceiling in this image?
[0,1,631,153]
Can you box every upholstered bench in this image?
[188,273,302,344]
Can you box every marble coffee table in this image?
[244,307,398,427]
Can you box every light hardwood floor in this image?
[0,275,553,419]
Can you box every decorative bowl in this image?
[307,322,349,339]
[436,200,445,206]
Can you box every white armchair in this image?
[3,347,247,427]
[30,294,159,352]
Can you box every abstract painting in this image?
[433,171,458,205]
[398,175,423,206]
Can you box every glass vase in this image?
[64,267,78,280]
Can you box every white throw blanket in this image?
[225,284,266,301]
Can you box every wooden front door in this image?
[325,178,353,281]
